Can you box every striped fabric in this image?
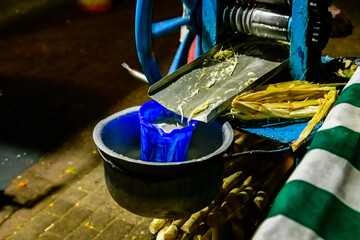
[252,67,360,240]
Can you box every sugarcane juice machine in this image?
[135,0,331,84]
[135,0,332,144]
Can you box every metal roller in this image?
[225,5,290,41]
[240,0,291,6]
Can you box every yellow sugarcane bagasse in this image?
[229,81,345,151]
[229,81,343,120]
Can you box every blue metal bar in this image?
[168,31,196,74]
[202,0,220,53]
[152,16,191,38]
[135,0,163,84]
[289,0,308,80]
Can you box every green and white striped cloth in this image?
[252,67,360,240]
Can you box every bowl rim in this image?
[93,106,233,167]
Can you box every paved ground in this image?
[0,0,359,239]
[0,0,180,239]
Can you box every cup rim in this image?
[138,100,197,137]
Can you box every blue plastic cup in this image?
[138,100,197,163]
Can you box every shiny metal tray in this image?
[149,37,289,123]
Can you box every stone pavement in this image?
[0,54,153,239]
[0,109,152,240]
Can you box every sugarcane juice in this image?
[151,118,188,133]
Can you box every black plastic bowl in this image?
[93,106,233,218]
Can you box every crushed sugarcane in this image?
[197,70,206,80]
[247,72,256,77]
[343,59,352,68]
[211,47,235,61]
[167,45,241,122]
[291,89,338,151]
[230,81,344,150]
[202,47,239,89]
[205,79,217,88]
[337,59,358,78]
[187,103,210,122]
[177,103,185,124]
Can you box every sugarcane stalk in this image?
[230,185,256,210]
[192,235,202,240]
[231,131,250,155]
[208,178,250,227]
[253,191,268,212]
[224,175,252,203]
[235,203,255,221]
[207,196,240,228]
[209,172,268,229]
[181,170,248,234]
[221,171,248,195]
[181,221,199,236]
[253,153,295,212]
[192,222,208,240]
[150,219,168,235]
[232,221,245,240]
[219,178,253,218]
[181,208,205,234]
[221,200,241,219]
[201,228,212,240]
[175,232,189,240]
[223,161,274,216]
[163,224,178,240]
[254,155,282,176]
[222,176,266,221]
[156,221,171,240]
[212,225,225,240]
[151,131,295,240]
[156,228,166,240]
[181,233,190,240]
[224,156,259,177]
[164,219,187,240]
[234,132,250,148]
[235,177,267,204]
[206,205,226,227]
